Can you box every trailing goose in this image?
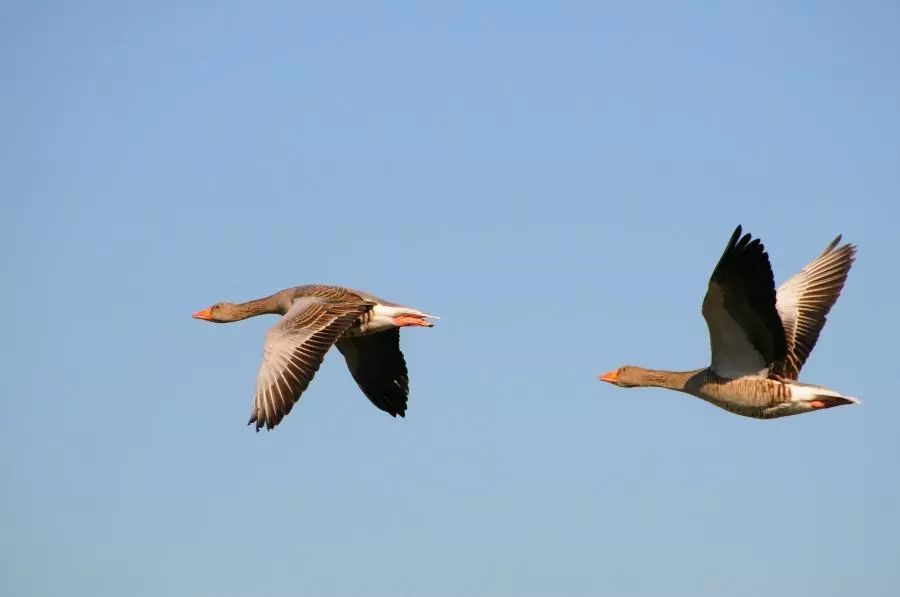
[193,285,436,431]
[599,226,859,419]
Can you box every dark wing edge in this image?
[336,329,410,417]
[703,225,787,373]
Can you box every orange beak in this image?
[393,314,434,328]
[598,370,618,384]
[192,307,213,321]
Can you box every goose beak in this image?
[598,370,618,384]
[192,307,213,321]
[393,314,434,328]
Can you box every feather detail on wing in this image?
[702,226,787,378]
[336,329,410,417]
[249,297,371,431]
[773,236,856,380]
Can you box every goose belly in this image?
[691,377,791,419]
[693,378,852,419]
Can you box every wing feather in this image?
[773,237,856,380]
[248,297,371,431]
[336,329,410,417]
[702,226,787,378]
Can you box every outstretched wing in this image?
[701,226,787,378]
[336,329,410,417]
[249,297,371,431]
[773,236,856,380]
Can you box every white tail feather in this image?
[789,383,859,404]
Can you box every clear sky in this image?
[4,3,900,596]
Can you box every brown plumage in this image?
[772,237,856,380]
[193,285,436,431]
[600,226,859,419]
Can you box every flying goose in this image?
[599,226,859,419]
[193,285,436,430]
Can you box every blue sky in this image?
[4,3,899,596]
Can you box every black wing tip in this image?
[818,235,857,267]
[714,225,770,273]
[723,224,761,253]
[247,412,279,432]
[839,242,858,265]
[816,234,859,264]
[836,238,858,258]
[376,396,408,418]
[379,394,408,418]
[726,225,743,248]
[730,226,769,257]
[823,234,850,255]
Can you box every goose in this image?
[193,284,436,431]
[599,226,859,419]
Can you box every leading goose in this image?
[193,285,436,431]
[599,226,859,419]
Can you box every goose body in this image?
[600,226,859,419]
[193,284,436,431]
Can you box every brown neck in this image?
[633,367,703,391]
[221,295,285,321]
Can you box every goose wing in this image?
[701,226,787,378]
[773,237,856,380]
[336,329,410,417]
[249,296,371,431]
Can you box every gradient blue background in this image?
[4,3,899,596]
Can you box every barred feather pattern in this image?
[249,297,372,431]
[773,237,856,380]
